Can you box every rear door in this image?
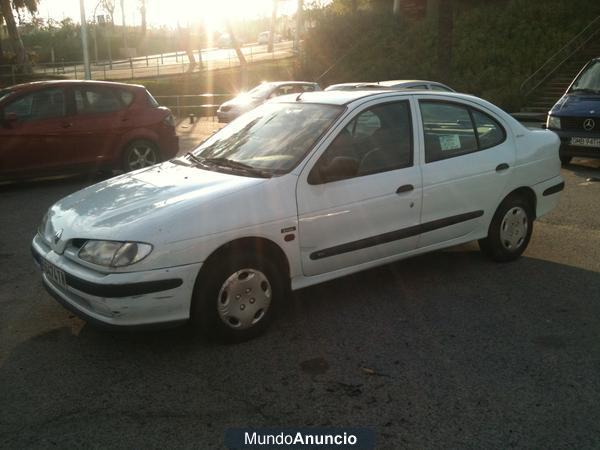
[417,98,515,248]
[66,85,133,168]
[0,87,70,176]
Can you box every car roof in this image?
[271,89,483,107]
[6,79,145,93]
[326,80,454,91]
[266,81,319,87]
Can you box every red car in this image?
[0,80,178,180]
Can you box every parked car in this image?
[0,80,178,181]
[216,81,320,122]
[325,80,455,92]
[257,31,281,45]
[217,33,243,48]
[546,57,600,164]
[32,89,563,342]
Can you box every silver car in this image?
[325,79,455,92]
[217,81,321,123]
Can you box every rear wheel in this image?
[123,140,160,172]
[190,252,283,342]
[479,195,534,262]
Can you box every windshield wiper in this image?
[202,157,272,178]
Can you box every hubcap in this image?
[500,206,528,251]
[127,145,157,170]
[217,269,272,330]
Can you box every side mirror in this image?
[308,156,358,184]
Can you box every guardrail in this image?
[520,15,600,98]
[0,42,295,84]
[154,93,231,119]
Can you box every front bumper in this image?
[552,129,600,159]
[31,234,201,328]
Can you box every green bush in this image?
[302,0,600,110]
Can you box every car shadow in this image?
[1,247,600,447]
[562,157,600,180]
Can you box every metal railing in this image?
[154,94,231,119]
[0,42,295,85]
[520,15,600,98]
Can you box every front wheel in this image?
[123,140,160,172]
[190,253,283,342]
[479,196,534,262]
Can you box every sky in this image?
[35,0,300,29]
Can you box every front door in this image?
[297,99,423,277]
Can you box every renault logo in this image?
[53,229,63,244]
[583,118,595,131]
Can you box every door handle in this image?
[396,184,414,194]
[496,163,509,172]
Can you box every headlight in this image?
[547,115,561,130]
[78,240,152,267]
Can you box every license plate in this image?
[42,258,67,290]
[570,137,600,148]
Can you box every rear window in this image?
[146,90,159,107]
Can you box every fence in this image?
[154,94,231,119]
[0,41,296,85]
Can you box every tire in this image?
[478,195,534,262]
[122,140,160,172]
[559,154,572,165]
[190,252,283,343]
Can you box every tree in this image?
[0,0,38,70]
[268,0,277,53]
[139,0,146,36]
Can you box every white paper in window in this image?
[439,134,461,151]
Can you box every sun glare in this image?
[38,0,284,29]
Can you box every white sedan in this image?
[32,90,564,342]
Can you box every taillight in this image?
[163,112,176,127]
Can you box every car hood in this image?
[45,160,267,246]
[221,95,264,109]
[550,93,600,117]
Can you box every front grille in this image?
[561,116,600,132]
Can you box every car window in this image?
[311,101,413,183]
[570,60,600,93]
[472,109,505,149]
[194,102,343,174]
[146,90,159,107]
[4,88,65,121]
[420,101,478,163]
[302,85,316,92]
[119,89,135,106]
[430,84,452,92]
[74,87,123,114]
[406,84,427,90]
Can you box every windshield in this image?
[247,83,274,98]
[193,102,343,175]
[570,60,600,94]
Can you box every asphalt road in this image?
[1,157,599,449]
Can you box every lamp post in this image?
[79,0,92,79]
